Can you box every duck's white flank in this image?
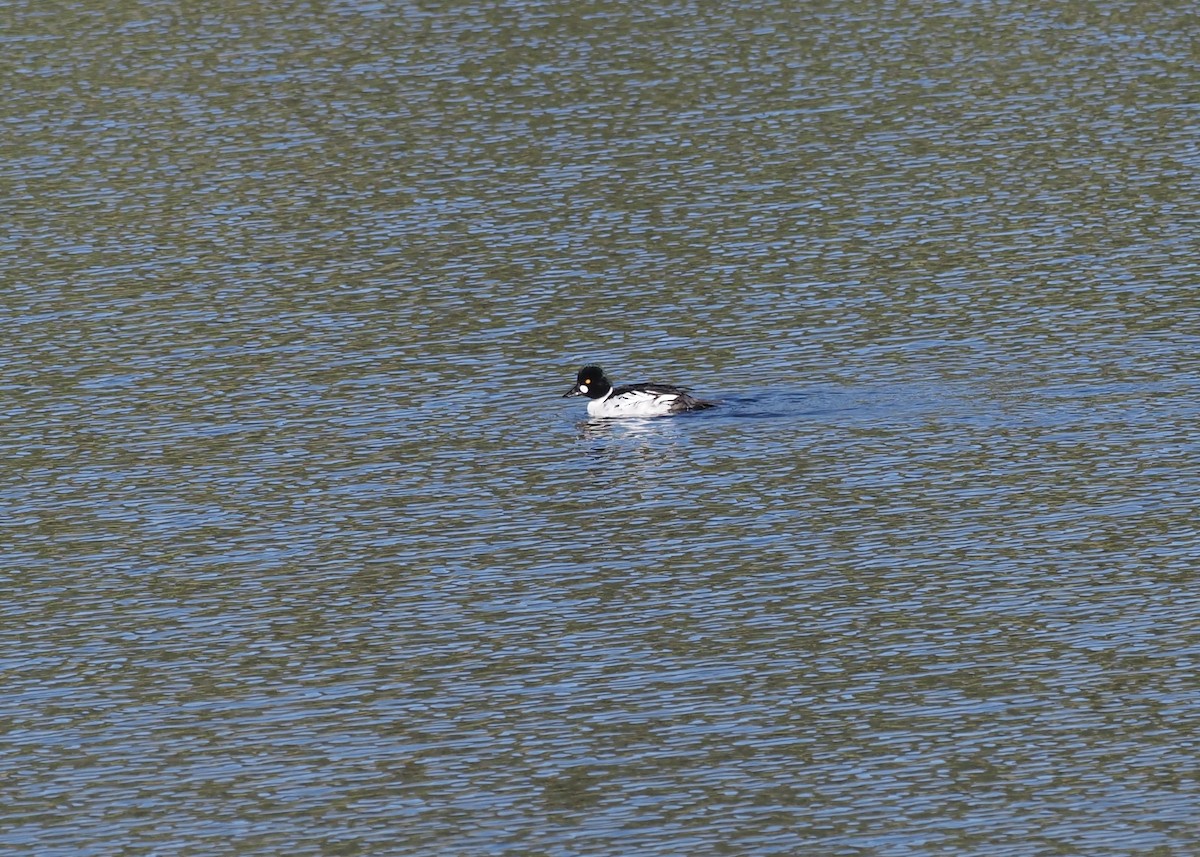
[587,388,681,418]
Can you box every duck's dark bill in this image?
[563,385,583,398]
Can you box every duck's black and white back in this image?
[563,365,715,418]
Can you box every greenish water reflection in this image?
[3,0,1197,854]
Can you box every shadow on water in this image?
[715,387,856,420]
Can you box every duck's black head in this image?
[563,365,612,400]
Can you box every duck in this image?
[562,365,716,418]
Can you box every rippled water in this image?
[4,0,1199,853]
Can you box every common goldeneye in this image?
[562,365,716,418]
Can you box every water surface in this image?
[3,0,1198,854]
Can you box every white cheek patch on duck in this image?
[578,384,588,393]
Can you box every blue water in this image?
[4,0,1199,853]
